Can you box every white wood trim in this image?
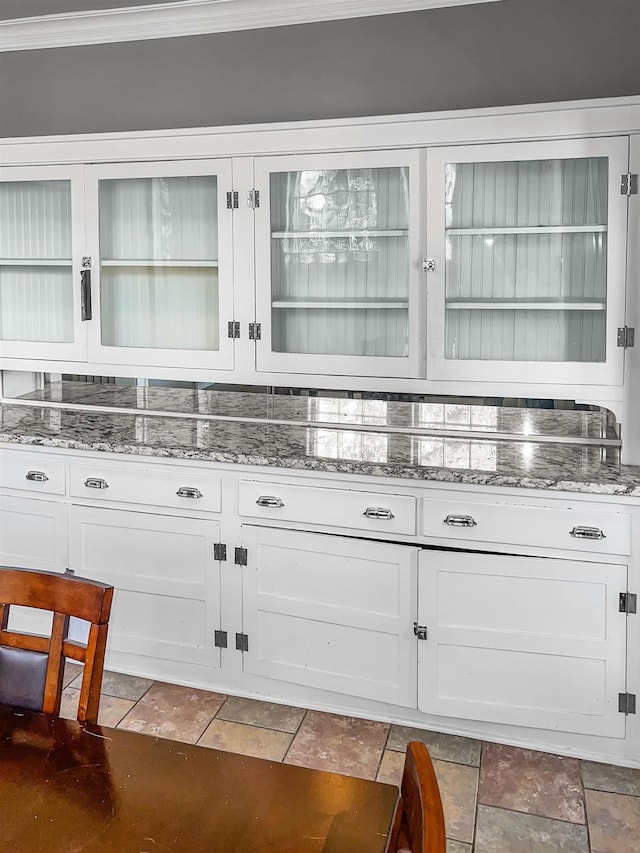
[0,0,503,53]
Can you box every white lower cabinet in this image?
[417,550,629,738]
[240,525,419,707]
[0,494,67,571]
[68,505,222,678]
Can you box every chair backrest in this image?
[0,567,113,724]
[389,741,447,853]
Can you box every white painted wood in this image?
[421,493,631,555]
[69,462,222,513]
[621,134,640,465]
[425,137,630,386]
[84,159,235,371]
[238,479,416,535]
[241,525,419,706]
[0,452,66,496]
[0,0,503,52]
[68,505,222,671]
[418,550,628,737]
[0,494,67,571]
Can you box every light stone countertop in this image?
[1,386,639,497]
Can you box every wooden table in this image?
[0,705,398,852]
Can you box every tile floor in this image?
[61,665,640,853]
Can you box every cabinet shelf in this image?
[271,230,408,239]
[101,260,219,268]
[1,259,72,266]
[272,297,409,310]
[446,225,607,236]
[446,299,606,311]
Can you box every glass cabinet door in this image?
[254,150,423,378]
[0,165,86,363]
[85,160,234,370]
[426,138,628,386]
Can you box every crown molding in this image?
[0,0,503,52]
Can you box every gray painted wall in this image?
[0,0,638,138]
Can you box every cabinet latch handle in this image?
[84,477,108,489]
[26,470,49,482]
[570,525,606,540]
[444,514,477,527]
[80,257,92,321]
[363,506,395,520]
[256,496,284,508]
[176,486,203,499]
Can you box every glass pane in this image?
[0,180,73,343]
[270,167,410,357]
[444,158,608,362]
[99,176,219,351]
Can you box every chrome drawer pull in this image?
[256,496,284,508]
[363,506,395,520]
[26,470,49,482]
[444,514,477,528]
[176,486,203,499]
[570,526,606,540]
[84,477,109,489]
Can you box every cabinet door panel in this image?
[242,526,418,706]
[68,506,222,672]
[418,550,627,737]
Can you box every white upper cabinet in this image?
[425,137,630,385]
[0,165,87,362]
[85,159,235,370]
[253,150,424,378]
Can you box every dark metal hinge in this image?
[214,629,228,649]
[236,632,249,652]
[213,543,227,562]
[226,190,239,209]
[228,321,240,339]
[248,322,261,341]
[621,174,638,195]
[617,327,635,348]
[234,547,248,566]
[619,592,637,614]
[619,693,637,715]
[248,189,260,208]
[413,622,428,640]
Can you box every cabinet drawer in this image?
[239,480,416,535]
[0,453,66,496]
[70,464,221,513]
[422,495,630,556]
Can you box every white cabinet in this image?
[0,165,87,362]
[417,550,629,738]
[425,137,629,385]
[68,505,223,681]
[253,150,424,378]
[0,493,67,571]
[240,526,419,706]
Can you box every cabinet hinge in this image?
[234,547,248,566]
[413,622,428,640]
[618,693,637,715]
[621,174,638,195]
[617,327,635,348]
[236,632,249,652]
[248,189,260,208]
[214,629,228,648]
[619,592,637,614]
[213,543,227,561]
[248,322,262,340]
[226,191,239,209]
[228,321,240,339]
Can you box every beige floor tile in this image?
[215,695,306,733]
[581,760,640,797]
[387,724,481,766]
[377,749,404,785]
[198,719,293,761]
[62,661,83,688]
[117,681,226,743]
[475,804,589,852]
[586,788,640,853]
[447,842,472,853]
[59,686,135,727]
[285,709,389,780]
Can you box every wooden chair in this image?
[0,566,113,724]
[388,741,447,853]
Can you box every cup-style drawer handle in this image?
[26,470,49,482]
[363,506,395,520]
[570,526,606,540]
[176,486,203,499]
[256,496,284,508]
[84,477,109,489]
[444,514,477,528]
